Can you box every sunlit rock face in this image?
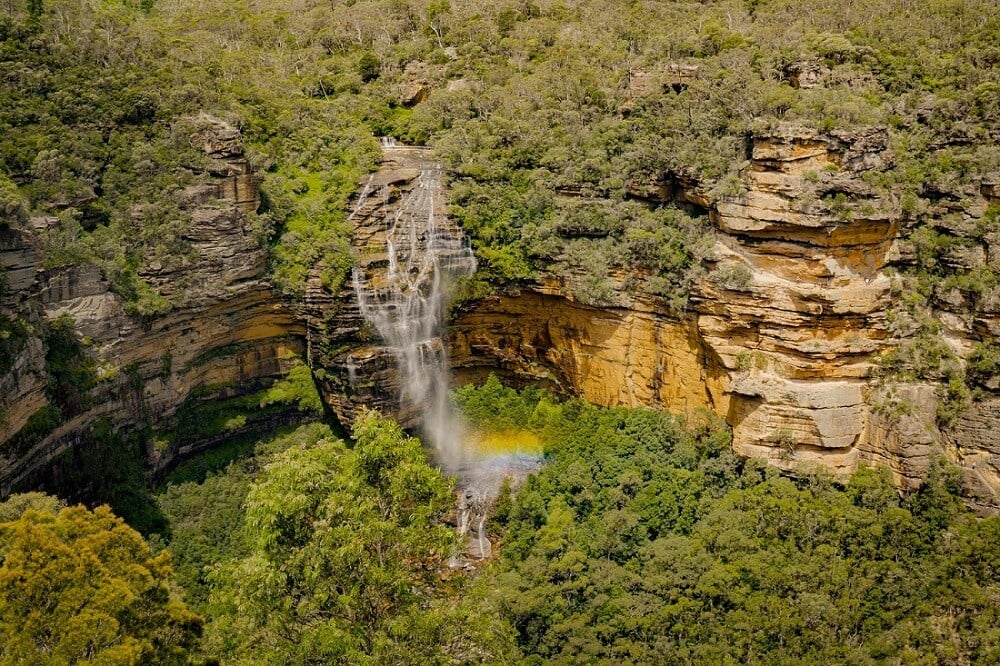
[449,125,897,475]
[0,116,304,496]
[5,115,995,511]
[448,124,999,510]
[695,126,897,476]
[450,289,713,417]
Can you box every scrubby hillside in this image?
[1,2,999,637]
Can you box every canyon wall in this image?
[0,116,305,497]
[450,125,999,510]
[2,119,997,512]
[450,289,713,417]
[696,126,895,476]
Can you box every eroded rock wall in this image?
[0,117,304,496]
[0,227,48,449]
[697,126,896,475]
[448,124,998,509]
[6,119,995,510]
[450,289,712,416]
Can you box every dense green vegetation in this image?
[0,495,202,665]
[4,0,996,305]
[157,414,514,664]
[0,0,378,303]
[205,415,451,662]
[461,380,1000,664]
[3,0,1000,663]
[7,381,964,664]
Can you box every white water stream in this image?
[351,139,541,563]
[351,142,476,472]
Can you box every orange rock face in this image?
[448,124,998,509]
[4,121,996,511]
[451,290,711,417]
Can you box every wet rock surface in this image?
[309,143,477,434]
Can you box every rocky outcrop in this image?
[948,399,1000,505]
[8,117,993,509]
[0,227,48,450]
[451,125,896,472]
[0,116,304,497]
[696,126,896,473]
[447,123,999,508]
[145,113,265,306]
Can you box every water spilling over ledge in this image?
[348,139,542,559]
[351,140,476,470]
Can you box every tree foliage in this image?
[455,380,1000,665]
[203,417,463,664]
[5,0,996,306]
[259,358,324,415]
[0,500,201,665]
[2,0,999,660]
[147,385,1000,663]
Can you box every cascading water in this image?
[351,138,540,564]
[351,141,476,472]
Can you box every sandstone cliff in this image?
[304,144,470,430]
[449,124,999,510]
[0,116,305,497]
[3,120,997,513]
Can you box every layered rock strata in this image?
[450,124,998,508]
[0,117,304,497]
[450,290,712,417]
[697,126,896,475]
[4,119,997,511]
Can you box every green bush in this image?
[966,341,1000,392]
[43,313,96,415]
[454,381,1000,664]
[0,171,27,226]
[259,358,323,415]
[3,404,62,458]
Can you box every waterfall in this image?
[351,139,540,565]
[346,354,357,386]
[346,175,374,223]
[351,141,476,474]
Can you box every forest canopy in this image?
[2,0,996,304]
[2,384,998,663]
[148,382,1000,663]
[0,498,202,665]
[457,380,1000,664]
